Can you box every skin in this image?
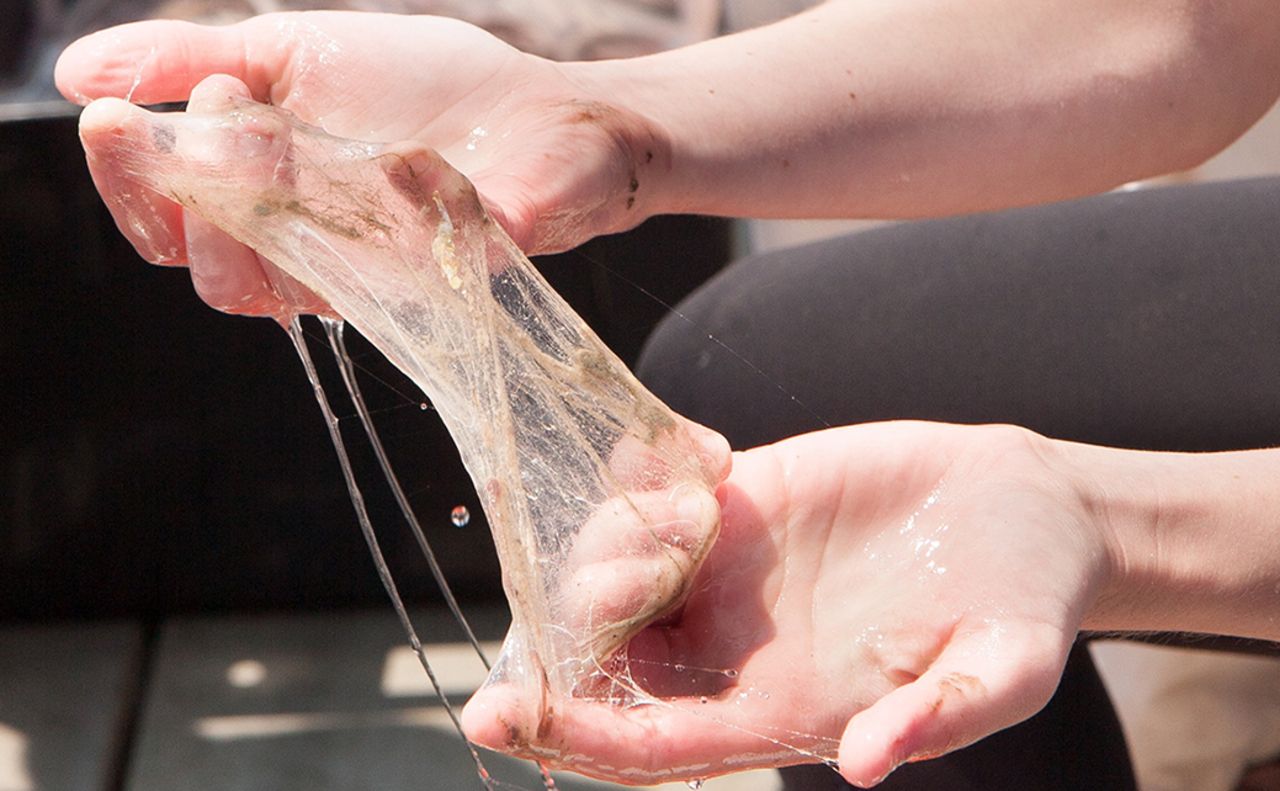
[463,423,1280,785]
[57,2,1280,786]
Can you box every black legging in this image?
[635,176,1280,790]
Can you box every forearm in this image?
[569,0,1280,220]
[1062,441,1280,642]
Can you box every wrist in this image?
[1059,440,1280,641]
[558,57,689,222]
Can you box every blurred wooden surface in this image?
[0,611,780,791]
[0,622,142,791]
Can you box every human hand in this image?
[56,12,668,317]
[463,421,1117,787]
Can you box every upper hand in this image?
[56,12,668,316]
[463,421,1115,787]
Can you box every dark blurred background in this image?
[0,108,731,620]
[0,0,744,623]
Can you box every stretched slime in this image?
[79,96,729,752]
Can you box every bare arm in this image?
[1073,442,1280,643]
[571,0,1280,220]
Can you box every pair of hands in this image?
[58,13,1117,787]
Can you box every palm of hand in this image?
[465,422,1107,787]
[249,14,654,253]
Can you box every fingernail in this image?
[676,490,708,524]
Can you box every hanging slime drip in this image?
[78,95,730,764]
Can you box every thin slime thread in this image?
[286,316,498,790]
[321,315,490,670]
[571,248,832,431]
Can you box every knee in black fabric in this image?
[640,177,1280,452]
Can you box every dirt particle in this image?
[536,706,555,740]
[626,196,636,209]
[498,714,524,750]
[563,99,613,124]
[644,150,654,163]
[629,176,639,193]
[907,748,947,763]
[933,672,985,711]
[485,478,504,503]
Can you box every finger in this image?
[559,485,719,659]
[182,210,274,314]
[470,172,539,252]
[836,621,1071,788]
[599,417,730,495]
[56,18,289,106]
[685,417,732,485]
[181,74,285,316]
[571,486,719,567]
[79,98,186,265]
[462,683,798,784]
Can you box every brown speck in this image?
[781,159,791,169]
[628,176,639,193]
[907,749,947,763]
[928,672,984,712]
[380,152,430,209]
[644,150,654,163]
[626,196,636,209]
[498,714,523,750]
[536,706,555,740]
[708,88,716,95]
[485,478,504,503]
[849,92,858,101]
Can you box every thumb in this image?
[837,621,1071,788]
[473,175,540,253]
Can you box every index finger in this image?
[55,17,291,106]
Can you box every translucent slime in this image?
[79,96,729,745]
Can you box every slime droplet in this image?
[723,668,739,678]
[451,505,471,527]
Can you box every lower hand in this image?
[463,421,1115,787]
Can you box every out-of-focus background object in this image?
[0,0,723,120]
[1091,642,1280,791]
